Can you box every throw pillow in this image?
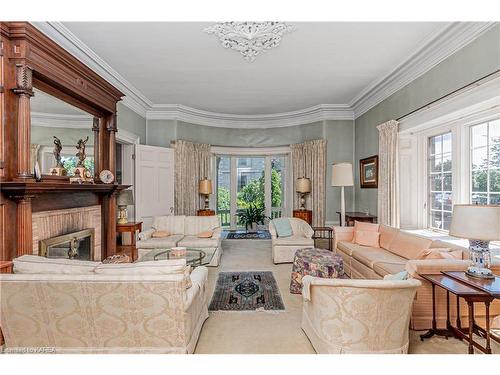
[417,248,461,260]
[197,230,213,238]
[272,218,293,237]
[152,230,170,238]
[352,221,380,243]
[354,230,380,247]
[384,271,409,280]
[102,254,130,264]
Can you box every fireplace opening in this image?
[39,228,95,260]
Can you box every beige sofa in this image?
[269,218,314,264]
[137,215,222,266]
[0,255,209,354]
[301,276,421,353]
[333,225,500,330]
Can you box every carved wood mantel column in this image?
[14,195,33,256]
[12,64,34,182]
[104,114,118,258]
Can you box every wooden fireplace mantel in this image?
[0,22,126,261]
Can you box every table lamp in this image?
[296,177,311,210]
[199,178,213,210]
[332,162,354,226]
[117,189,134,224]
[449,204,500,279]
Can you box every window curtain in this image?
[290,139,327,226]
[377,120,400,228]
[174,140,211,215]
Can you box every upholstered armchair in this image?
[269,218,314,264]
[301,276,421,354]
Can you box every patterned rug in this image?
[209,271,285,311]
[225,231,271,240]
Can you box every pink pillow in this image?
[354,230,380,247]
[352,221,380,243]
[417,248,461,260]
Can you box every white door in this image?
[135,145,174,229]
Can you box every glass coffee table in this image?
[137,248,211,267]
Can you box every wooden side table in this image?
[420,272,499,354]
[336,211,377,226]
[312,227,334,251]
[116,222,142,262]
[197,209,215,216]
[293,209,312,225]
[0,261,13,274]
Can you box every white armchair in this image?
[269,218,314,264]
[301,276,421,354]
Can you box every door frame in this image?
[116,128,140,222]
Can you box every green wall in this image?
[354,24,500,215]
[117,102,147,144]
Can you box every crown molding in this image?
[31,21,151,118]
[146,104,354,128]
[31,112,93,128]
[350,22,497,119]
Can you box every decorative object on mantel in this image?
[99,169,115,184]
[199,178,213,210]
[449,204,500,279]
[296,177,311,210]
[360,155,379,188]
[203,22,296,62]
[117,189,134,224]
[331,162,354,227]
[74,136,89,181]
[49,136,67,176]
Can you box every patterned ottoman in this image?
[290,248,344,294]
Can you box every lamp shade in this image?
[449,204,500,241]
[296,177,311,193]
[117,189,134,206]
[331,162,354,187]
[199,179,213,195]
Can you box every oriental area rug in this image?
[209,271,285,311]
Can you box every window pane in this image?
[443,212,452,231]
[472,123,488,148]
[442,153,452,171]
[430,155,442,172]
[471,193,488,205]
[442,173,452,191]
[489,120,500,143]
[430,210,443,229]
[431,193,442,210]
[443,192,453,212]
[471,170,488,192]
[442,133,452,154]
[489,194,500,205]
[429,174,442,191]
[490,170,500,192]
[471,147,488,169]
[216,156,231,228]
[429,135,442,155]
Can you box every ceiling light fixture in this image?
[203,21,296,62]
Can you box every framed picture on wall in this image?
[360,155,378,188]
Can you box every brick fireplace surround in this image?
[32,205,102,261]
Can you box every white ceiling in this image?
[62,22,448,115]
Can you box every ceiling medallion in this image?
[203,22,296,62]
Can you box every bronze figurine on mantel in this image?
[49,136,67,176]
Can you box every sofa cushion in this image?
[184,216,220,236]
[354,230,380,247]
[272,218,293,237]
[153,215,185,234]
[337,241,358,256]
[136,234,184,249]
[272,235,314,247]
[13,255,99,274]
[352,246,407,269]
[379,225,399,250]
[387,231,433,260]
[352,221,380,243]
[178,236,219,248]
[372,261,406,277]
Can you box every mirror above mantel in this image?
[30,88,95,180]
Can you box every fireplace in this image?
[40,228,95,260]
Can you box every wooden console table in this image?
[116,222,142,262]
[335,211,377,226]
[293,210,312,225]
[420,271,499,354]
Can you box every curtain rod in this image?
[396,69,500,122]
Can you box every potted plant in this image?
[236,204,268,233]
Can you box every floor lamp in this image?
[331,163,354,226]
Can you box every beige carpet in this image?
[194,239,500,354]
